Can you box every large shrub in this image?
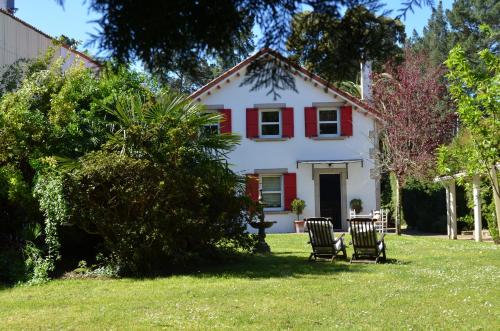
[0,52,152,283]
[62,95,256,274]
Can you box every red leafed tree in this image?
[372,49,456,234]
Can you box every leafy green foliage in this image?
[287,6,405,82]
[0,50,152,283]
[446,0,500,58]
[411,0,451,66]
[62,0,432,97]
[438,40,500,240]
[349,198,363,214]
[62,95,256,275]
[412,0,499,67]
[291,199,306,221]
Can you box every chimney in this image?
[360,61,372,101]
[0,0,16,14]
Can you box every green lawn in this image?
[1,234,499,330]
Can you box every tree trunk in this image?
[394,177,402,235]
[489,166,500,239]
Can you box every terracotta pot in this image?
[294,219,306,233]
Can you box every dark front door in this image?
[319,174,342,229]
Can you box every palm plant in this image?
[105,93,240,160]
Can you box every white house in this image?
[192,49,380,233]
[0,1,99,76]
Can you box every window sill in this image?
[311,136,346,141]
[252,137,290,142]
[263,210,290,215]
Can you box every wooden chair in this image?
[305,217,347,262]
[349,218,386,263]
[373,209,388,233]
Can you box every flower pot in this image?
[294,219,305,233]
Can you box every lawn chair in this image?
[305,217,347,262]
[373,209,388,234]
[349,218,386,263]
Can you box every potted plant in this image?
[291,198,306,233]
[350,198,363,214]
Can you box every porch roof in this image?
[296,159,364,168]
[296,159,364,179]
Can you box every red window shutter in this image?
[246,174,259,202]
[283,173,297,211]
[246,108,259,138]
[282,107,294,138]
[340,105,353,136]
[304,107,317,137]
[219,109,232,133]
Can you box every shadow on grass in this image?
[191,252,369,279]
[383,258,410,265]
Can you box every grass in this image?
[1,234,499,330]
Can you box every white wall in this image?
[197,64,377,233]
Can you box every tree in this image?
[412,0,450,66]
[372,49,456,234]
[287,6,405,83]
[0,51,152,282]
[164,38,255,94]
[54,0,432,96]
[62,95,256,274]
[439,42,500,236]
[446,0,500,57]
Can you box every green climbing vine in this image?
[32,172,68,283]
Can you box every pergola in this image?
[434,173,483,242]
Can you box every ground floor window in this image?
[260,175,283,210]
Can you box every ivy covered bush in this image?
[0,53,256,282]
[61,95,256,274]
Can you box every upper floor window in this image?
[260,109,281,138]
[318,109,340,136]
[203,112,220,135]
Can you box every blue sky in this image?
[14,0,454,63]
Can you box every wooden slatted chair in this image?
[349,218,386,263]
[305,217,347,262]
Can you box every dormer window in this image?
[318,109,340,136]
[259,109,281,138]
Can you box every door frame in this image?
[314,168,347,230]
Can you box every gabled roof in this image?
[0,9,101,67]
[190,48,379,118]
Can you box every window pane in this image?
[261,111,279,122]
[319,110,337,121]
[262,193,281,208]
[261,124,280,136]
[319,123,338,135]
[262,176,281,191]
[203,124,219,135]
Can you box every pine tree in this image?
[413,1,450,66]
[447,0,500,58]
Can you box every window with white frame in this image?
[260,175,283,210]
[318,109,340,136]
[259,109,281,137]
[202,112,220,135]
